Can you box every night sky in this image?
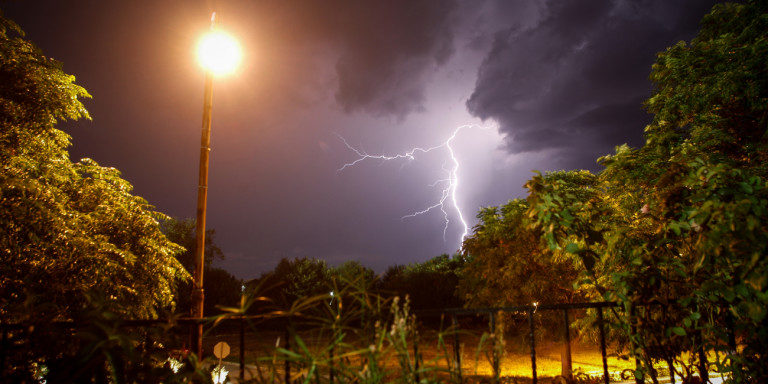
[2,0,717,278]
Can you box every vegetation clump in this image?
[0,14,187,321]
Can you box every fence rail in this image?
[416,301,620,384]
[1,300,726,384]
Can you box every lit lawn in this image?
[206,329,638,380]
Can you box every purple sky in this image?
[2,0,716,278]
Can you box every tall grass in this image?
[212,276,472,383]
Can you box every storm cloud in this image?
[254,0,459,118]
[467,0,715,165]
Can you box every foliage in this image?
[239,280,462,384]
[459,198,584,308]
[525,1,768,382]
[331,260,376,288]
[0,14,187,321]
[201,266,243,314]
[378,254,465,310]
[250,254,463,315]
[161,217,224,272]
[252,257,333,307]
[2,295,213,383]
[161,217,241,315]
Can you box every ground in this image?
[203,328,640,382]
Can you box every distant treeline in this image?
[244,255,466,311]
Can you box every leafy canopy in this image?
[0,14,188,320]
[459,198,583,308]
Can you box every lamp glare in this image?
[197,31,241,75]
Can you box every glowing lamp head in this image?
[197,30,241,75]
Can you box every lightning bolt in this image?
[336,124,485,249]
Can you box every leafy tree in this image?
[331,260,376,289]
[201,266,243,315]
[0,14,187,321]
[526,2,768,381]
[160,217,238,315]
[161,217,224,272]
[378,254,465,310]
[253,257,333,307]
[459,198,583,308]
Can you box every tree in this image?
[378,254,465,310]
[0,15,187,321]
[526,2,768,381]
[252,257,333,307]
[459,198,583,308]
[202,266,243,315]
[160,217,239,315]
[331,260,376,288]
[161,217,224,272]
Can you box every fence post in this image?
[726,311,737,352]
[561,309,572,381]
[143,329,151,373]
[528,307,537,384]
[285,324,291,384]
[330,325,335,384]
[597,307,609,384]
[490,311,500,384]
[667,358,676,384]
[725,311,743,381]
[240,316,245,382]
[452,314,462,383]
[696,330,708,383]
[413,326,420,384]
[629,305,643,384]
[1,325,6,381]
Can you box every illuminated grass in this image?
[208,331,638,379]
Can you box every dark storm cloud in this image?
[260,0,458,118]
[332,1,456,117]
[467,0,716,162]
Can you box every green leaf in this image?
[671,327,686,336]
[669,221,681,236]
[564,243,581,254]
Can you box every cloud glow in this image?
[337,124,495,249]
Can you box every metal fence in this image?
[1,300,727,383]
[420,301,619,384]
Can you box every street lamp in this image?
[192,11,241,357]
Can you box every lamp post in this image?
[192,11,241,357]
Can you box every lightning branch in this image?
[336,124,489,249]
